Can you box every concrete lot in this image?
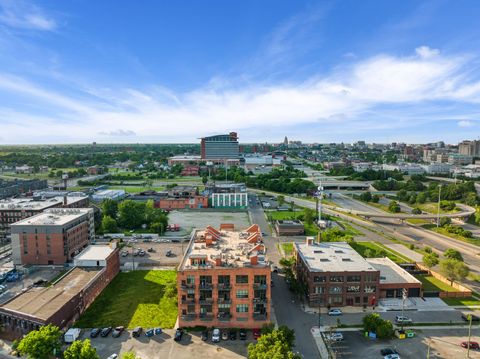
[339,328,480,358]
[120,242,184,267]
[168,210,251,236]
[85,329,251,359]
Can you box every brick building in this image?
[177,224,270,329]
[294,240,380,307]
[0,244,119,339]
[275,220,305,236]
[154,186,209,210]
[10,208,94,266]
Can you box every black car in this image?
[239,329,247,340]
[100,327,112,337]
[171,239,180,243]
[90,328,101,338]
[229,330,237,340]
[174,328,184,341]
[201,330,208,341]
[132,327,143,338]
[380,348,398,356]
[462,314,480,322]
[112,326,124,338]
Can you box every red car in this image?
[253,328,261,340]
[461,341,479,350]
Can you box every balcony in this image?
[217,313,232,321]
[180,283,195,290]
[199,314,214,321]
[217,298,232,304]
[199,297,214,304]
[253,297,267,304]
[253,312,267,321]
[253,283,267,290]
[181,298,195,304]
[199,283,213,290]
[217,283,231,290]
[181,314,196,321]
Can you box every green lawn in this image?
[422,225,480,247]
[442,297,480,306]
[416,275,457,292]
[368,202,401,213]
[75,270,178,329]
[417,202,459,214]
[350,241,408,264]
[280,242,294,256]
[406,218,431,225]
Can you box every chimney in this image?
[215,257,222,266]
[250,255,258,265]
[205,236,213,247]
[110,240,117,249]
[306,236,314,245]
[63,195,68,206]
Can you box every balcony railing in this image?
[253,283,267,289]
[199,283,213,290]
[217,283,231,290]
[199,297,214,304]
[180,283,195,290]
[181,298,195,304]
[181,314,196,321]
[199,314,214,321]
[217,313,232,321]
[217,298,232,304]
[253,297,267,304]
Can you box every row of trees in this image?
[398,181,478,206]
[100,199,168,234]
[248,325,299,359]
[13,324,142,359]
[422,247,469,285]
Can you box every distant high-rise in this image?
[283,136,288,146]
[458,140,480,157]
[200,132,239,160]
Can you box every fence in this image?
[416,263,472,298]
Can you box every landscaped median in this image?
[75,270,178,329]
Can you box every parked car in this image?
[100,327,112,337]
[166,250,173,257]
[229,330,237,340]
[138,250,146,257]
[171,239,180,243]
[154,327,162,335]
[394,315,412,324]
[147,248,155,253]
[384,355,401,359]
[112,326,124,338]
[239,329,247,340]
[462,314,480,322]
[253,328,261,340]
[201,330,208,341]
[174,328,184,341]
[107,354,118,359]
[381,348,399,356]
[222,330,229,340]
[461,341,479,349]
[121,251,128,257]
[145,329,154,337]
[212,328,221,343]
[132,327,143,338]
[328,309,343,316]
[325,332,343,342]
[90,328,101,338]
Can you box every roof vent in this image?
[342,258,351,262]
[320,258,329,262]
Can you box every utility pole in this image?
[401,288,407,332]
[467,314,473,358]
[436,184,442,228]
[318,182,323,222]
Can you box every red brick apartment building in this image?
[154,185,209,209]
[0,243,119,339]
[177,224,270,329]
[10,208,94,266]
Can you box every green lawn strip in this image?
[368,202,400,213]
[75,270,177,329]
[421,224,480,247]
[442,297,480,306]
[415,275,457,292]
[350,241,407,264]
[417,202,460,214]
[406,218,431,225]
[280,242,294,256]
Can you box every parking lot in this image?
[84,328,252,359]
[120,242,185,267]
[336,329,480,358]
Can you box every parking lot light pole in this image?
[467,314,472,358]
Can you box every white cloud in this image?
[1,47,480,143]
[458,120,474,127]
[415,46,440,59]
[0,0,56,31]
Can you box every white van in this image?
[64,328,81,343]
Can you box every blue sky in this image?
[1,0,480,144]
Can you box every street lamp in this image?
[436,184,442,228]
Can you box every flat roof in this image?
[366,258,421,285]
[75,245,114,261]
[295,241,378,273]
[0,196,87,211]
[0,267,100,321]
[11,208,91,226]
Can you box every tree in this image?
[440,259,470,285]
[63,339,99,359]
[248,327,300,359]
[277,195,285,206]
[359,192,372,202]
[101,215,118,233]
[422,252,439,269]
[439,217,451,227]
[304,208,314,225]
[17,324,62,359]
[416,192,427,204]
[362,313,394,339]
[371,194,380,203]
[411,207,422,215]
[118,200,146,229]
[150,221,165,235]
[102,199,118,218]
[444,248,463,262]
[202,176,208,185]
[388,200,401,213]
[121,352,141,359]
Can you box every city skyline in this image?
[1,0,480,144]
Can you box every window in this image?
[365,274,377,282]
[199,275,212,287]
[236,289,248,298]
[218,303,231,309]
[313,276,326,283]
[329,286,342,294]
[186,275,195,285]
[254,275,266,284]
[314,286,325,294]
[236,304,249,313]
[347,285,360,293]
[218,275,230,286]
[363,296,368,304]
[347,275,361,282]
[332,296,343,304]
[236,275,248,284]
[329,276,344,283]
[355,296,361,304]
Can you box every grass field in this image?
[417,202,459,214]
[280,242,294,256]
[350,241,408,264]
[422,224,480,247]
[75,270,178,329]
[415,275,457,292]
[442,297,480,306]
[368,202,401,213]
[406,218,431,225]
